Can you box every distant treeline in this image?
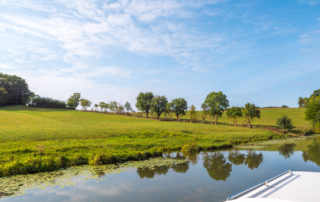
[1,72,319,132]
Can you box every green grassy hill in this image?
[0,106,281,176]
[164,107,310,129]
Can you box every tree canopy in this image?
[150,95,168,119]
[80,99,91,111]
[169,98,188,121]
[305,90,320,132]
[136,92,154,118]
[276,115,294,133]
[67,93,81,109]
[226,107,243,126]
[0,73,31,106]
[243,103,260,128]
[202,91,229,124]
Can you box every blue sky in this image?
[0,0,319,108]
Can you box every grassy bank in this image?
[0,106,283,176]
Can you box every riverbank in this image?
[0,106,287,176]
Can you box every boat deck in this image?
[227,171,320,202]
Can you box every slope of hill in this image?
[0,106,281,176]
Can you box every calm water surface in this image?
[1,145,320,202]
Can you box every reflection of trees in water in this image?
[278,143,296,159]
[182,152,198,165]
[137,162,190,178]
[172,162,189,173]
[245,151,263,169]
[203,152,232,181]
[303,140,320,166]
[137,166,169,178]
[228,151,245,165]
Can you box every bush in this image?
[29,95,66,109]
[276,115,294,133]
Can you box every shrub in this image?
[276,115,294,133]
[181,142,199,154]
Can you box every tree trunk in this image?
[214,115,218,125]
[176,114,179,121]
[146,111,149,118]
[233,118,237,126]
[248,119,251,128]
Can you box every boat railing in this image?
[226,170,292,201]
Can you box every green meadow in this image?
[0,106,283,176]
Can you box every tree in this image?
[67,93,81,109]
[109,101,118,113]
[276,115,294,133]
[28,95,66,109]
[117,103,124,113]
[94,104,98,111]
[136,92,154,118]
[98,102,106,111]
[124,101,132,112]
[243,103,260,128]
[305,91,320,133]
[190,105,196,123]
[150,95,168,119]
[0,73,31,106]
[201,103,209,123]
[202,91,229,125]
[80,99,91,111]
[169,98,188,121]
[298,97,309,108]
[226,107,243,126]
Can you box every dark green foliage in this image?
[226,107,243,126]
[67,93,81,109]
[124,101,132,112]
[298,97,309,108]
[28,95,66,109]
[136,92,154,118]
[304,140,320,166]
[0,73,31,106]
[305,92,320,133]
[80,99,91,111]
[169,98,188,121]
[202,91,229,124]
[243,103,260,128]
[276,115,294,133]
[150,95,168,119]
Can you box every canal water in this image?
[1,143,320,202]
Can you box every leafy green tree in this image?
[243,103,260,128]
[67,93,81,109]
[201,103,209,123]
[136,92,154,118]
[298,97,309,108]
[305,93,320,133]
[117,103,124,113]
[276,115,294,133]
[94,104,98,111]
[190,105,196,123]
[109,101,118,113]
[226,107,243,126]
[169,98,188,121]
[28,95,66,109]
[98,102,106,111]
[124,101,132,112]
[80,99,91,111]
[202,91,229,125]
[150,95,168,119]
[0,73,31,106]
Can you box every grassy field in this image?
[0,106,282,176]
[147,107,311,129]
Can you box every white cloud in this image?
[0,63,15,70]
